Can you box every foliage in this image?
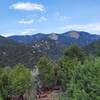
[0,67,10,99]
[0,64,33,99]
[0,44,41,68]
[84,40,100,56]
[0,43,100,100]
[64,44,85,63]
[0,94,3,100]
[58,45,100,100]
[58,58,79,90]
[37,56,55,88]
[67,57,100,100]
[58,45,85,90]
[59,92,68,100]
[9,64,32,95]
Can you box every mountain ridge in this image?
[0,31,100,67]
[8,31,100,45]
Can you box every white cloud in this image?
[59,23,100,34]
[1,33,15,37]
[21,28,36,35]
[18,19,34,24]
[1,28,36,37]
[10,2,45,12]
[38,17,47,22]
[40,17,47,21]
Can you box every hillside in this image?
[0,36,41,68]
[84,40,100,56]
[30,31,100,60]
[0,31,100,67]
[0,36,17,46]
[31,38,66,61]
[8,33,47,44]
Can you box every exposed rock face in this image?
[48,33,59,40]
[68,31,80,39]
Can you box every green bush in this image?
[9,64,32,95]
[0,64,33,99]
[0,94,3,100]
[58,45,85,90]
[67,57,100,100]
[37,56,55,88]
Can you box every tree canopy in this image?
[0,64,33,100]
[37,56,55,88]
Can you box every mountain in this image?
[31,38,66,61]
[8,31,100,61]
[30,31,100,60]
[0,35,17,46]
[58,31,100,46]
[1,31,100,67]
[0,36,42,68]
[84,40,100,56]
[8,33,47,44]
[8,31,100,46]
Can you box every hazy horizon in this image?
[2,30,100,37]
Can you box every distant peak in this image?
[67,31,80,39]
[36,33,45,35]
[48,33,58,40]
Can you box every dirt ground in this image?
[37,90,60,100]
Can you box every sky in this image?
[0,0,100,36]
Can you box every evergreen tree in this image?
[9,64,32,95]
[37,56,55,88]
[67,57,100,100]
[64,44,85,63]
[58,45,85,90]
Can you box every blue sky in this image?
[0,0,100,36]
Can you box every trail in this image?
[37,90,60,100]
